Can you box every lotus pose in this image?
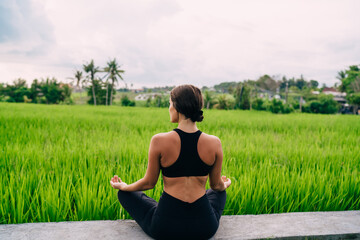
[110,84,231,240]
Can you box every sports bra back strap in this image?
[173,129,201,143]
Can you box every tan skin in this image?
[110,98,231,203]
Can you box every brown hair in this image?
[170,84,204,122]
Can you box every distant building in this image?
[321,87,346,98]
[130,88,145,93]
[274,94,281,100]
[135,93,158,101]
[258,90,276,100]
[312,88,351,113]
[59,83,73,89]
[313,88,347,105]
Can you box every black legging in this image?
[117,189,226,240]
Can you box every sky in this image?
[0,0,359,89]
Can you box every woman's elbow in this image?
[210,182,225,192]
[144,179,157,189]
[148,182,156,189]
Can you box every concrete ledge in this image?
[1,211,359,240]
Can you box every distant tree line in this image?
[1,63,359,114]
[199,76,336,114]
[0,58,126,106]
[120,92,171,108]
[136,65,358,115]
[0,78,72,104]
[199,66,359,114]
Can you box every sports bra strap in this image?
[161,128,213,177]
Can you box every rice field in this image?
[0,102,359,224]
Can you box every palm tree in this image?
[68,70,84,92]
[67,70,85,104]
[203,90,213,109]
[74,70,83,92]
[103,58,125,105]
[336,70,346,92]
[83,60,100,105]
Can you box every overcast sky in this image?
[0,0,359,89]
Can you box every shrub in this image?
[282,103,294,114]
[302,94,339,114]
[252,98,267,111]
[268,98,293,114]
[288,97,300,110]
[121,95,135,106]
[214,94,235,110]
[269,99,283,113]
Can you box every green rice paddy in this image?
[1,102,359,224]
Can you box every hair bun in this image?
[191,110,204,122]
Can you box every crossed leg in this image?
[206,189,227,222]
[117,190,157,238]
[117,189,226,238]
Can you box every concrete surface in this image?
[1,211,359,240]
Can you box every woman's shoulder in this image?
[199,132,222,148]
[150,130,178,143]
[151,130,221,145]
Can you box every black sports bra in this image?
[161,128,213,177]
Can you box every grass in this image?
[0,102,359,224]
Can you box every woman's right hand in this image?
[110,175,128,190]
[222,176,231,189]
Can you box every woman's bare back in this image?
[157,130,219,203]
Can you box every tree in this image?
[203,90,214,109]
[39,77,69,104]
[104,77,110,106]
[256,75,278,92]
[234,83,250,110]
[295,75,307,90]
[214,94,235,110]
[71,70,84,92]
[213,82,237,93]
[336,70,346,92]
[348,92,360,114]
[67,70,84,103]
[337,65,360,114]
[3,78,31,102]
[286,82,314,112]
[215,94,228,109]
[0,83,4,101]
[83,60,100,105]
[103,58,125,105]
[2,78,71,104]
[309,80,319,89]
[86,79,114,105]
[29,79,42,103]
[338,65,360,94]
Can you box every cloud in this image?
[0,0,359,88]
[0,2,19,42]
[0,0,54,57]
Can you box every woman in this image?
[110,84,231,240]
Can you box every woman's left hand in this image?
[110,175,128,190]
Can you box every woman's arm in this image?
[110,134,162,191]
[209,137,231,192]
